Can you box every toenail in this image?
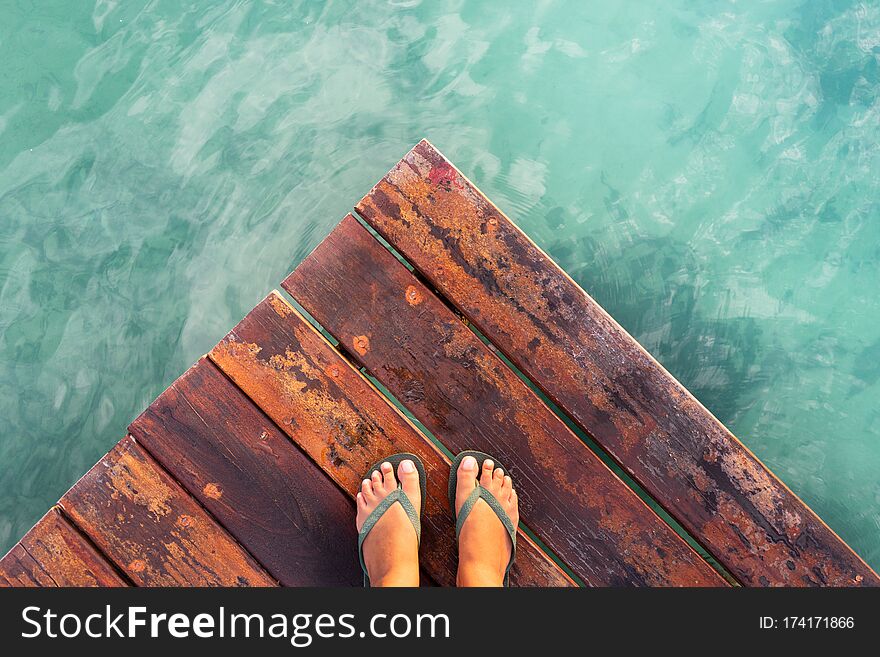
[462,455,477,470]
[484,460,494,469]
[400,459,415,473]
[381,462,392,470]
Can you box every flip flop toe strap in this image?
[358,488,421,582]
[455,486,517,583]
[455,486,515,537]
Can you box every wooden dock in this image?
[2,140,877,587]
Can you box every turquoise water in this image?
[1,0,878,570]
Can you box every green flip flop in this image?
[358,453,426,587]
[447,450,518,586]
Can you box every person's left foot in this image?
[356,460,421,587]
[454,456,518,587]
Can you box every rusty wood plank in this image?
[0,508,127,587]
[208,292,574,587]
[59,437,277,587]
[129,358,362,586]
[354,139,880,587]
[284,216,725,587]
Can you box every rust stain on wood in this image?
[208,291,574,587]
[354,139,879,588]
[353,335,370,355]
[203,483,223,499]
[405,285,423,305]
[59,437,276,587]
[129,358,362,586]
[0,508,127,587]
[283,216,725,587]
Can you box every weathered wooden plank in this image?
[284,216,725,586]
[208,292,574,587]
[59,437,277,587]
[129,358,362,586]
[0,508,127,587]
[355,139,880,587]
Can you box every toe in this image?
[455,455,479,511]
[458,455,478,478]
[501,475,513,499]
[356,491,368,510]
[397,459,421,510]
[509,489,519,523]
[493,467,504,487]
[480,459,495,487]
[380,461,396,491]
[361,478,375,502]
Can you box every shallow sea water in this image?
[1,0,878,569]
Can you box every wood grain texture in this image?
[284,216,725,587]
[208,291,574,587]
[0,508,127,587]
[60,437,277,587]
[129,358,361,586]
[355,139,880,587]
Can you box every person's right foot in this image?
[357,460,421,587]
[454,455,519,587]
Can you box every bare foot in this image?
[356,459,421,587]
[455,455,518,587]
